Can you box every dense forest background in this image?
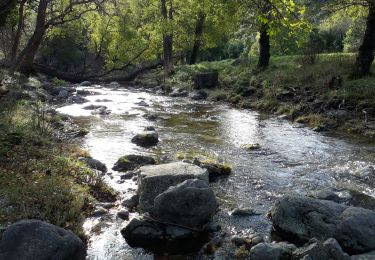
[0,0,374,79]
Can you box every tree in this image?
[10,0,104,75]
[355,1,375,76]
[325,0,375,76]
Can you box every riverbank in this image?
[136,53,375,138]
[0,71,116,237]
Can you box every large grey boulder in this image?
[131,131,159,147]
[138,162,209,213]
[0,220,86,260]
[154,179,217,227]
[250,242,296,260]
[293,238,350,260]
[112,155,156,172]
[271,195,375,254]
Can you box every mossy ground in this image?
[0,72,116,236]
[138,54,375,138]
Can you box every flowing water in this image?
[58,84,375,259]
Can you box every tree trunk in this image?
[10,0,26,64]
[354,2,375,77]
[189,12,205,65]
[257,23,270,70]
[161,0,174,76]
[10,0,48,75]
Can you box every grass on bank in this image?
[0,75,116,235]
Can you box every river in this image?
[58,84,375,259]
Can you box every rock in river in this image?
[138,162,209,213]
[154,179,217,228]
[112,155,156,172]
[249,242,296,260]
[292,238,350,260]
[78,157,107,173]
[131,131,159,147]
[121,217,208,254]
[0,219,86,260]
[271,195,375,254]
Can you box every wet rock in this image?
[193,158,231,182]
[76,89,97,96]
[92,206,108,217]
[143,113,159,121]
[0,220,85,260]
[83,104,107,110]
[112,155,156,172]
[57,89,69,99]
[190,90,208,100]
[138,162,209,213]
[67,95,89,104]
[80,81,92,86]
[120,171,136,180]
[193,72,218,89]
[96,202,115,209]
[144,126,155,131]
[91,106,111,115]
[170,88,189,97]
[351,250,375,259]
[250,242,296,260]
[154,179,217,228]
[135,100,149,107]
[355,166,375,180]
[78,157,107,173]
[121,218,207,254]
[122,194,140,209]
[230,207,258,216]
[131,131,159,147]
[95,99,112,102]
[271,195,375,254]
[117,209,130,220]
[108,81,120,88]
[293,238,350,260]
[241,143,261,151]
[310,187,375,210]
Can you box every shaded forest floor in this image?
[0,72,116,237]
[137,53,375,138]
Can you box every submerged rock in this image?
[138,162,209,213]
[0,220,86,260]
[250,242,296,260]
[169,88,189,97]
[154,179,217,228]
[78,157,107,173]
[190,90,208,100]
[230,207,259,216]
[80,81,92,86]
[271,195,375,254]
[112,155,156,172]
[131,131,159,147]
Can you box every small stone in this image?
[231,207,258,216]
[117,210,130,220]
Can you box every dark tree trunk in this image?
[10,0,26,64]
[257,2,271,70]
[355,2,375,77]
[161,0,174,76]
[257,22,270,70]
[189,12,205,65]
[10,0,48,75]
